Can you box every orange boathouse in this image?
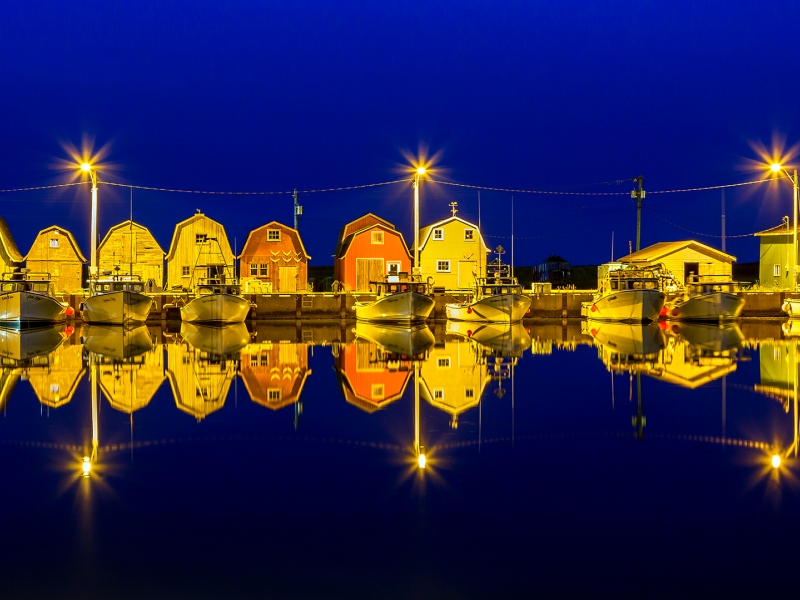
[333,213,412,292]
[238,221,311,293]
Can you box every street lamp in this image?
[413,166,426,276]
[81,162,99,278]
[771,163,799,290]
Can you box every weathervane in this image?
[449,201,458,217]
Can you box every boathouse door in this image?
[356,258,384,291]
[458,261,477,288]
[279,266,297,292]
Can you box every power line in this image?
[0,181,88,193]
[100,178,412,195]
[651,212,760,238]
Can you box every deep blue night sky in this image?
[2,0,800,266]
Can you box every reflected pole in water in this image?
[91,361,99,462]
[633,373,644,440]
[722,375,727,447]
[611,372,615,409]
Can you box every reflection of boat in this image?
[353,275,434,324]
[665,276,744,321]
[180,322,250,356]
[83,324,154,359]
[581,264,665,322]
[0,270,68,324]
[584,320,665,371]
[446,321,532,356]
[94,340,166,414]
[354,322,434,356]
[445,272,531,324]
[82,274,153,325]
[663,322,744,353]
[0,326,67,362]
[782,298,800,318]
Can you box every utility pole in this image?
[631,176,645,251]
[721,189,726,253]
[293,189,302,230]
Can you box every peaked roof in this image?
[24,225,87,262]
[98,220,165,255]
[336,221,411,260]
[335,213,395,257]
[0,217,22,262]
[166,212,228,260]
[755,222,800,236]
[418,215,488,252]
[238,221,311,260]
[617,240,735,263]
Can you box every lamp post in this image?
[413,167,426,276]
[771,163,799,290]
[81,162,98,278]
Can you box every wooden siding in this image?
[419,219,487,290]
[25,226,87,293]
[335,225,411,291]
[98,346,166,413]
[239,342,311,409]
[166,342,235,420]
[166,213,235,290]
[26,344,87,408]
[98,220,165,290]
[627,246,733,286]
[239,222,309,293]
[336,341,411,412]
[335,214,394,257]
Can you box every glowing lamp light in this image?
[82,456,91,477]
[416,167,426,176]
[771,163,782,173]
[417,453,427,469]
[772,454,782,469]
[80,163,92,172]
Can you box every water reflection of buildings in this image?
[240,341,311,411]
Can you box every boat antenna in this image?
[611,231,614,262]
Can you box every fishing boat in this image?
[180,322,250,355]
[446,320,532,356]
[664,275,744,321]
[83,323,154,359]
[0,269,69,325]
[446,273,531,323]
[583,319,666,371]
[180,281,251,324]
[353,274,434,324]
[581,263,665,322]
[354,321,435,356]
[82,272,153,325]
[782,296,800,318]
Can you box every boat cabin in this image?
[197,283,242,296]
[0,271,55,295]
[368,274,429,296]
[601,269,660,294]
[90,272,147,295]
[474,276,524,298]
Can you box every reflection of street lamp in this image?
[413,167,426,276]
[81,162,99,278]
[771,163,799,290]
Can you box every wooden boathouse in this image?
[418,214,489,289]
[239,342,311,410]
[0,217,23,275]
[97,220,166,291]
[754,222,799,289]
[333,213,412,292]
[617,240,735,286]
[25,225,87,293]
[239,221,311,293]
[335,341,412,413]
[165,211,235,291]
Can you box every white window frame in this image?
[371,230,384,244]
[433,228,444,241]
[433,388,444,400]
[774,264,781,277]
[182,266,190,277]
[464,229,475,242]
[436,260,451,273]
[267,389,282,402]
[437,356,451,369]
[49,238,59,248]
[250,263,258,276]
[267,229,281,241]
[386,261,401,275]
[465,387,475,399]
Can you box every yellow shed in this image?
[24,225,87,293]
[418,215,489,289]
[0,217,23,275]
[618,240,735,286]
[165,211,235,291]
[98,220,165,290]
[166,340,236,420]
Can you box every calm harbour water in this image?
[1,319,799,598]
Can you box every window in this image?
[267,230,281,241]
[433,389,444,400]
[196,233,207,244]
[437,356,451,369]
[268,389,281,402]
[50,384,60,394]
[464,229,475,242]
[371,384,385,400]
[371,230,384,244]
[433,228,444,240]
[260,264,268,276]
[182,266,190,277]
[774,264,781,277]
[387,261,401,275]
[465,388,475,399]
[250,264,258,276]
[436,260,451,273]
[49,238,59,248]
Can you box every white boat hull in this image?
[83,324,154,359]
[583,320,666,358]
[83,291,153,325]
[354,291,434,323]
[446,321,532,356]
[782,298,800,318]
[181,293,250,324]
[446,293,531,323]
[354,322,435,356]
[0,291,66,324]
[180,322,250,355]
[581,289,665,322]
[0,326,67,361]
[666,292,744,321]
